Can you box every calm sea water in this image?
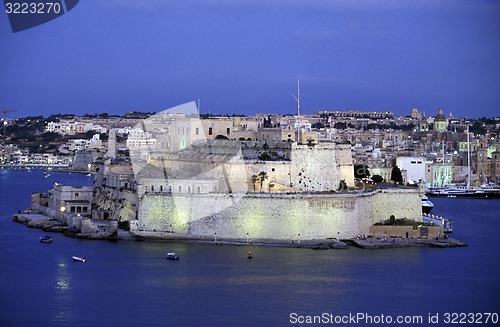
[1,168,499,327]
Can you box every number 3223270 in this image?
[5,2,62,14]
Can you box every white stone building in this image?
[48,184,93,219]
[126,128,157,150]
[46,121,106,135]
[396,156,427,184]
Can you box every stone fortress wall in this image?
[145,140,355,194]
[133,188,421,241]
[129,111,421,242]
[289,142,354,191]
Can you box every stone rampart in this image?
[290,143,354,191]
[135,188,420,240]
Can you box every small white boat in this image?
[166,252,179,260]
[72,256,86,263]
[40,236,53,243]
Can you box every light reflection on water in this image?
[56,261,71,290]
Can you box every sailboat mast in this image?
[467,124,471,190]
[442,139,445,187]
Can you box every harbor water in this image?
[1,168,499,326]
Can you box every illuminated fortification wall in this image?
[146,140,355,193]
[289,143,354,191]
[133,188,421,241]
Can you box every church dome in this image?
[434,108,446,121]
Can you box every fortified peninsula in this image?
[13,103,466,248]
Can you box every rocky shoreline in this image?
[13,211,467,249]
[13,212,121,240]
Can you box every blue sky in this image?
[1,0,499,118]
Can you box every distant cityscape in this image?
[2,107,499,187]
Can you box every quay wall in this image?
[370,225,443,239]
[135,188,421,240]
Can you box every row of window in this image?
[176,127,231,136]
[69,206,89,213]
[147,185,204,193]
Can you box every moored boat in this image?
[39,236,53,243]
[426,187,500,199]
[421,195,434,214]
[166,252,179,260]
[72,256,86,262]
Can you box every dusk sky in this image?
[1,0,499,119]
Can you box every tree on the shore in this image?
[390,166,403,184]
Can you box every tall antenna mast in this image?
[297,80,300,117]
[291,80,302,143]
[2,109,17,138]
[291,80,301,117]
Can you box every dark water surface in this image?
[1,168,499,326]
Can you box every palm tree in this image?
[258,171,268,192]
[250,175,258,192]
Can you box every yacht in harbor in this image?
[421,195,434,213]
[426,185,500,198]
[426,125,500,199]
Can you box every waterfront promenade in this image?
[13,211,466,249]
